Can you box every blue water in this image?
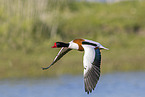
[0,72,145,97]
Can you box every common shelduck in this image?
[42,39,108,94]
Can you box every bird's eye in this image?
[56,43,60,46]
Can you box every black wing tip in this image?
[85,89,90,94]
[84,65,100,94]
[85,90,93,94]
[41,67,48,70]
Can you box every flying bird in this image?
[42,39,108,94]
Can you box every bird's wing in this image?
[42,47,72,70]
[82,45,101,94]
[52,47,72,65]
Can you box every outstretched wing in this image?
[42,47,72,70]
[52,47,72,65]
[82,45,101,94]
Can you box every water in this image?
[0,72,145,97]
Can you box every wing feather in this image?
[42,47,72,70]
[52,47,72,65]
[83,45,101,94]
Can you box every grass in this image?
[0,0,145,79]
[1,34,145,79]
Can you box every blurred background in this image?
[0,0,145,97]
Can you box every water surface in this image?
[0,72,145,97]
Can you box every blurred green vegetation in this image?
[0,0,145,79]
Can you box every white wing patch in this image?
[82,45,95,75]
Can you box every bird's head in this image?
[52,42,69,48]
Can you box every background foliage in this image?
[0,0,145,79]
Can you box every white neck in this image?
[68,41,79,50]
